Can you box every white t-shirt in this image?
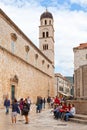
[70,107,76,115]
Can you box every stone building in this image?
[65,76,74,97]
[73,43,87,99]
[55,73,71,98]
[68,43,87,114]
[0,9,55,106]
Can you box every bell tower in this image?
[39,9,54,65]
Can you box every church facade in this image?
[0,9,55,105]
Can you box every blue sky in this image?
[1,0,87,76]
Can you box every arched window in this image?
[49,20,51,25]
[43,32,45,38]
[46,32,49,37]
[45,20,47,25]
[10,33,17,54]
[43,44,48,50]
[45,45,47,50]
[25,45,30,60]
[47,44,48,49]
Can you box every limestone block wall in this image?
[74,49,87,70]
[0,47,54,107]
[74,65,87,99]
[67,100,87,115]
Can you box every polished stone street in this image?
[0,104,87,130]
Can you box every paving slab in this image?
[0,104,87,130]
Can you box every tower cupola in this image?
[40,10,53,20]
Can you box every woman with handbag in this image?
[22,98,29,124]
[11,98,20,123]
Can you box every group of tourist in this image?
[4,96,31,124]
[52,101,76,121]
[46,95,76,121]
[4,95,75,124]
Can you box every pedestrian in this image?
[19,98,24,115]
[54,96,60,106]
[11,98,20,123]
[64,104,76,121]
[36,96,41,113]
[22,98,29,124]
[47,96,51,108]
[27,96,31,113]
[50,97,54,108]
[4,96,10,114]
[43,97,46,109]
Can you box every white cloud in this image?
[1,1,87,76]
[54,9,87,76]
[70,0,87,6]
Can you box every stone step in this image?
[69,118,87,124]
[69,114,87,124]
[74,114,87,120]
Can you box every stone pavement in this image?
[0,104,87,130]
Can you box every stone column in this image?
[79,66,83,98]
[74,70,77,98]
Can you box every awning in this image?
[58,91,70,97]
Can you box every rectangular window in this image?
[26,52,28,61]
[11,41,15,53]
[59,86,63,91]
[86,54,87,59]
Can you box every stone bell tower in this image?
[39,9,55,65]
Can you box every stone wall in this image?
[74,65,87,99]
[67,100,87,115]
[74,49,87,70]
[0,47,54,107]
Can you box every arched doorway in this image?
[11,85,15,100]
[10,75,18,101]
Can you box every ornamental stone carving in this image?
[25,45,30,52]
[10,33,17,41]
[10,75,18,83]
[35,54,38,59]
[42,60,45,64]
[47,64,50,68]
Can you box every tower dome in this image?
[40,10,53,20]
